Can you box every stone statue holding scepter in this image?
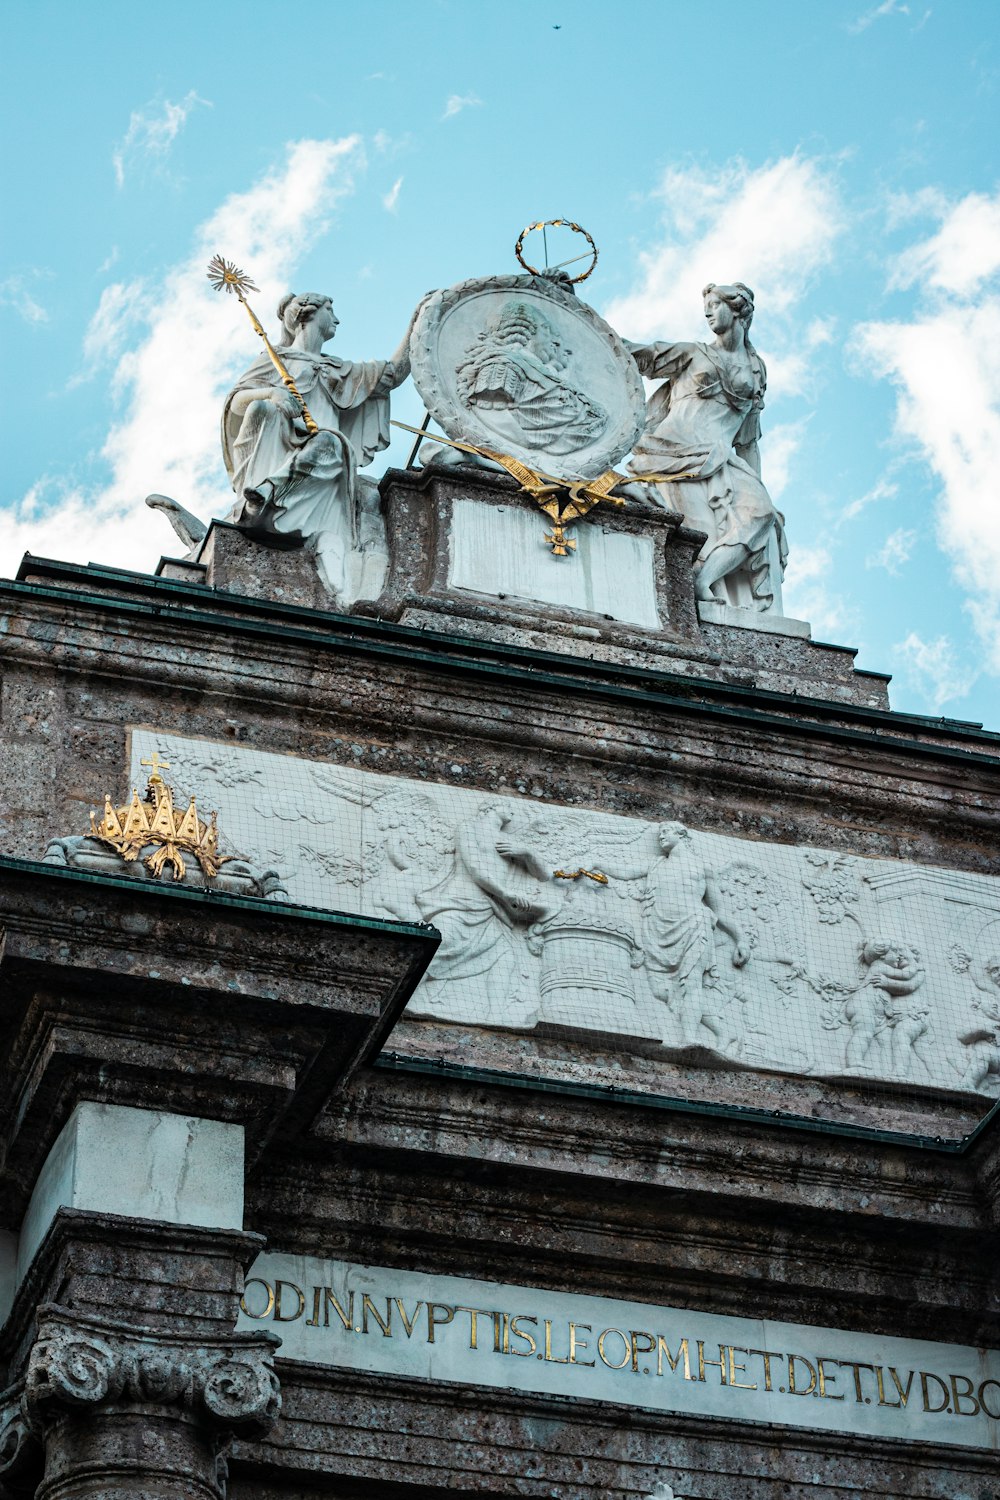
[206,255,420,602]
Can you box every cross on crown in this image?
[141,751,171,783]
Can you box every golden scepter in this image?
[207,254,319,436]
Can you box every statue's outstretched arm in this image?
[386,291,437,388]
[625,339,696,381]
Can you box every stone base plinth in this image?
[697,599,812,639]
[195,523,330,610]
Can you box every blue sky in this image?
[3,0,1000,726]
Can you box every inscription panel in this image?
[237,1254,1000,1451]
[448,500,661,629]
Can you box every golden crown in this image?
[89,752,232,883]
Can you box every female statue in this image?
[626,282,787,614]
[221,292,416,598]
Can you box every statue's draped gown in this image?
[222,348,396,595]
[629,340,787,613]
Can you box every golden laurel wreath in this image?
[514,219,598,284]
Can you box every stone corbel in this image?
[12,1305,280,1500]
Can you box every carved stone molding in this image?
[23,1306,281,1439]
[2,1307,281,1499]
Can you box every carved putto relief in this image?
[131,729,1000,1099]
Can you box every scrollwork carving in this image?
[0,1392,42,1497]
[26,1331,123,1411]
[22,1310,280,1441]
[201,1356,281,1432]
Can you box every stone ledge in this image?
[0,859,438,1215]
[227,1359,1000,1500]
[697,599,812,639]
[0,1209,265,1372]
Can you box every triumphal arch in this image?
[0,230,998,1498]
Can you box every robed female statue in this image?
[627,282,787,614]
[221,292,416,599]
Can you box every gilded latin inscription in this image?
[240,1276,1000,1428]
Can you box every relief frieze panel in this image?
[130,730,1000,1099]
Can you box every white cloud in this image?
[1,136,364,581]
[603,155,844,406]
[805,316,836,349]
[885,185,948,229]
[866,526,916,573]
[0,275,49,325]
[382,176,403,213]
[893,632,976,710]
[80,279,149,371]
[761,419,808,499]
[441,93,482,120]
[784,545,831,588]
[840,475,898,525]
[780,543,862,640]
[113,91,209,188]
[371,129,413,157]
[889,192,1000,297]
[849,0,908,32]
[852,187,1000,669]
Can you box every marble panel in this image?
[237,1252,1000,1451]
[448,500,661,630]
[126,732,1000,1101]
[17,1103,245,1284]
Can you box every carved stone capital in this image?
[0,1387,42,1498]
[23,1306,280,1440]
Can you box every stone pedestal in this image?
[169,522,331,611]
[144,464,893,706]
[368,462,718,673]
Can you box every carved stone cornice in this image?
[21,1306,281,1440]
[0,857,438,1219]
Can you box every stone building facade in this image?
[0,448,998,1500]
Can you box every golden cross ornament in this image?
[140,751,171,782]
